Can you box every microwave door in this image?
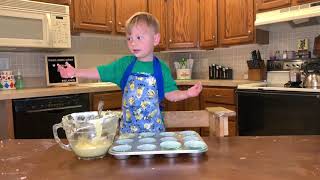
[0,9,50,48]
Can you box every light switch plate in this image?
[0,57,9,70]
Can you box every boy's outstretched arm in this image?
[57,62,100,79]
[165,82,203,102]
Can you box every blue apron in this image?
[119,56,165,133]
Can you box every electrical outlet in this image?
[0,57,9,70]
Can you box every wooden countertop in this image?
[1,136,319,180]
[0,80,258,100]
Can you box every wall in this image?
[0,34,130,87]
[0,24,319,87]
[198,23,320,79]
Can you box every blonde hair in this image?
[125,12,160,34]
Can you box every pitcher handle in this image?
[53,123,72,151]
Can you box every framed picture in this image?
[297,38,308,51]
[45,55,78,86]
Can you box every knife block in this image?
[248,68,266,81]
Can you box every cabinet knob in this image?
[169,39,172,42]
[248,30,252,34]
[212,35,215,39]
[118,22,122,25]
[109,20,113,24]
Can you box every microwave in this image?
[0,0,71,50]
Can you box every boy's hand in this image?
[187,82,203,97]
[57,62,76,78]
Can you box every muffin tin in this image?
[108,131,208,159]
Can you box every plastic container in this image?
[1,70,15,90]
[176,69,192,80]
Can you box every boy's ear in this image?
[153,33,160,46]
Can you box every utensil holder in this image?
[248,68,266,81]
[247,60,265,69]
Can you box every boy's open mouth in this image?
[133,49,141,53]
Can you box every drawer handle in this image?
[215,94,222,97]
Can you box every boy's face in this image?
[126,22,160,62]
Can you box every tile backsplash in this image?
[0,24,319,87]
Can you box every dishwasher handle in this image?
[25,105,83,113]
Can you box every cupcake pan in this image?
[109,131,208,159]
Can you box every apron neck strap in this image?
[120,56,136,91]
[153,56,164,102]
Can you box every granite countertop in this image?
[238,82,320,93]
[0,80,259,100]
[175,79,257,87]
[0,83,120,100]
[1,136,319,180]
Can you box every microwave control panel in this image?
[51,15,71,48]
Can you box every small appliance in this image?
[0,0,71,51]
[255,1,320,27]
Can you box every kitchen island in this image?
[1,136,319,180]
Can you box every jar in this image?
[289,68,301,83]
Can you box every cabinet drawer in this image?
[201,87,235,105]
[91,91,122,110]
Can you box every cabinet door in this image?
[219,0,254,45]
[164,97,200,111]
[115,0,148,33]
[256,0,291,12]
[91,91,122,111]
[199,0,218,49]
[167,0,199,49]
[164,86,200,111]
[73,0,114,32]
[292,0,319,5]
[148,0,167,50]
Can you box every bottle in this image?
[282,50,287,59]
[222,67,226,79]
[211,64,216,79]
[15,70,24,89]
[216,65,220,79]
[275,50,281,60]
[229,68,233,79]
[219,66,223,79]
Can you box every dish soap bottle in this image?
[15,69,24,89]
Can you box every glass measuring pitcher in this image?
[53,111,121,160]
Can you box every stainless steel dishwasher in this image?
[13,93,90,139]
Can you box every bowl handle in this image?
[53,123,72,151]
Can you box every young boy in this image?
[58,12,202,133]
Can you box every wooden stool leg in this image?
[206,107,236,137]
[216,115,228,137]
